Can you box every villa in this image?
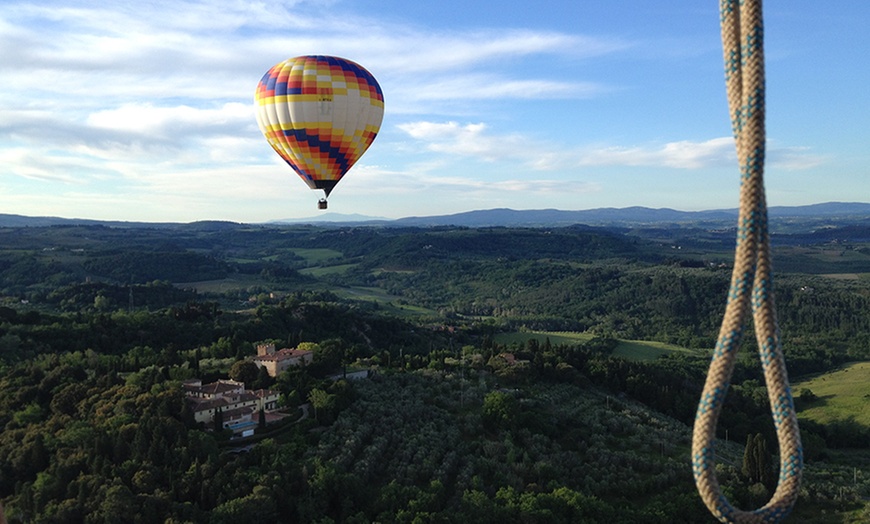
[183,378,280,436]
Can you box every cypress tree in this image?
[753,433,774,488]
[742,432,773,485]
[214,407,224,432]
[742,434,758,481]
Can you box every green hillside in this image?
[795,362,870,427]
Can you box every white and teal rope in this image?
[692,0,803,522]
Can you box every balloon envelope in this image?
[254,55,384,197]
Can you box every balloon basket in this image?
[318,199,328,210]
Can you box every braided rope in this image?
[691,1,803,522]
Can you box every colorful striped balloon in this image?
[254,56,384,204]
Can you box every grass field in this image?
[332,286,437,317]
[820,273,863,280]
[793,361,870,427]
[819,272,870,281]
[493,331,697,361]
[290,248,343,264]
[493,331,595,347]
[774,245,870,274]
[173,275,265,293]
[612,339,696,360]
[299,263,358,277]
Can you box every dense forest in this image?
[0,221,868,522]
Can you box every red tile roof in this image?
[253,348,312,362]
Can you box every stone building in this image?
[183,378,279,435]
[252,343,314,377]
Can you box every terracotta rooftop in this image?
[253,348,313,362]
[183,379,244,397]
[188,397,225,413]
[185,380,279,414]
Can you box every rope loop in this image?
[692,1,803,522]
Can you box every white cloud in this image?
[1,1,621,100]
[398,121,822,172]
[576,138,735,169]
[393,74,605,104]
[488,179,601,194]
[340,161,600,200]
[87,103,252,137]
[398,121,529,162]
[372,30,628,73]
[766,144,825,170]
[0,148,88,184]
[399,121,485,141]
[0,102,257,175]
[398,120,734,170]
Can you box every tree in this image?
[742,434,756,480]
[0,333,22,357]
[214,407,224,432]
[315,338,344,370]
[482,391,519,431]
[229,360,260,387]
[96,482,138,522]
[742,433,773,487]
[798,388,817,403]
[252,364,273,390]
[297,342,321,353]
[94,293,113,311]
[308,388,335,424]
[50,382,89,416]
[211,489,278,524]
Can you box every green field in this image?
[793,361,870,427]
[290,248,343,264]
[774,245,870,274]
[819,272,870,282]
[493,331,697,361]
[612,339,697,360]
[332,286,437,317]
[173,275,264,293]
[493,331,595,347]
[299,263,358,277]
[335,286,402,303]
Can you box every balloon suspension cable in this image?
[692,1,802,522]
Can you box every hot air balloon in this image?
[254,55,384,209]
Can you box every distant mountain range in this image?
[278,202,870,228]
[0,215,162,228]
[2,202,870,229]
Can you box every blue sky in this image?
[0,0,867,223]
